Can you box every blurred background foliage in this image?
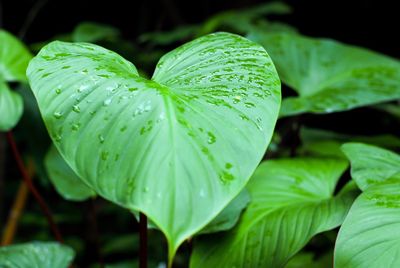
[0,0,399,267]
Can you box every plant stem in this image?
[139,212,148,268]
[6,131,64,243]
[18,0,49,40]
[1,159,34,245]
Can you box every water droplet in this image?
[220,171,234,183]
[207,132,216,144]
[120,126,127,132]
[53,112,63,119]
[55,88,62,94]
[143,187,149,193]
[245,102,255,108]
[128,87,137,92]
[54,135,62,142]
[71,123,80,131]
[233,95,241,104]
[72,105,81,113]
[103,99,112,106]
[98,134,105,144]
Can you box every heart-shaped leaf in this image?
[45,145,96,201]
[248,32,400,117]
[341,143,400,191]
[0,241,75,268]
[27,32,281,258]
[190,158,358,268]
[334,179,400,268]
[0,81,23,131]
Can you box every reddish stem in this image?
[6,131,64,243]
[139,212,148,268]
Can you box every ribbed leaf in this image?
[27,32,281,258]
[0,242,74,268]
[45,145,96,201]
[190,158,358,268]
[334,179,400,268]
[341,143,400,191]
[249,32,400,117]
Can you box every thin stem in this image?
[6,131,64,243]
[18,0,49,40]
[139,212,148,268]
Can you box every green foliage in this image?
[0,242,75,268]
[334,179,400,268]
[0,30,32,130]
[190,158,358,268]
[342,143,400,190]
[72,22,120,43]
[249,32,400,116]
[45,145,96,201]
[27,32,281,260]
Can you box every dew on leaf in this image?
[72,105,81,113]
[103,99,112,106]
[71,123,80,131]
[225,163,233,169]
[98,134,105,144]
[207,132,216,144]
[53,112,63,119]
[55,88,62,94]
[101,151,109,160]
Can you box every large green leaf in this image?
[0,241,75,268]
[0,30,32,82]
[0,81,23,131]
[190,158,358,268]
[341,143,400,191]
[45,145,96,201]
[27,32,281,259]
[334,179,400,268]
[248,32,400,117]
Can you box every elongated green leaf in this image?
[0,81,23,131]
[27,32,281,259]
[72,22,120,43]
[334,179,400,268]
[45,145,96,201]
[341,143,400,191]
[190,158,358,268]
[0,242,74,268]
[249,32,400,117]
[0,30,32,82]
[200,189,250,234]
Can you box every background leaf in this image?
[0,81,24,131]
[334,179,400,268]
[72,22,120,43]
[341,142,400,190]
[44,145,96,201]
[248,32,400,117]
[0,241,75,268]
[190,158,358,268]
[27,32,281,259]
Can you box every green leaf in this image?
[0,30,32,82]
[190,158,358,268]
[0,81,23,131]
[45,145,96,201]
[27,32,281,259]
[341,143,400,191]
[248,32,400,117]
[72,22,120,43]
[285,251,333,268]
[0,241,75,268]
[334,179,400,268]
[200,189,250,234]
[139,25,200,46]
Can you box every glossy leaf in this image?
[334,179,400,268]
[45,145,96,201]
[0,81,23,131]
[341,143,400,191]
[0,241,74,268]
[200,189,250,234]
[190,158,358,268]
[27,32,281,259]
[249,32,400,116]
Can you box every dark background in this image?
[1,0,399,57]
